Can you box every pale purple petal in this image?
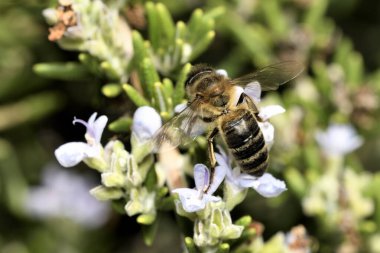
[207,165,227,195]
[258,105,285,121]
[25,165,110,228]
[244,82,261,102]
[132,106,162,141]
[172,188,205,212]
[216,69,228,77]
[173,188,220,213]
[87,112,98,126]
[215,152,229,169]
[72,112,107,144]
[253,173,287,197]
[202,194,221,203]
[173,184,221,212]
[194,164,209,192]
[55,142,89,167]
[258,122,274,146]
[54,142,99,167]
[92,115,108,143]
[216,150,238,186]
[315,124,363,156]
[174,103,187,113]
[237,173,258,188]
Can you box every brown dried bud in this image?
[48,3,78,41]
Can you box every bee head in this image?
[185,64,229,102]
[185,64,215,88]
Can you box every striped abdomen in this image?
[220,109,268,177]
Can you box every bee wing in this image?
[233,61,304,94]
[151,99,207,152]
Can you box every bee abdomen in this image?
[238,147,268,177]
[221,109,268,177]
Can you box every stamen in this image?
[73,117,95,139]
[72,117,88,127]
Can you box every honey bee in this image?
[153,62,303,190]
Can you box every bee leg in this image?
[242,93,265,122]
[242,93,259,112]
[205,127,219,193]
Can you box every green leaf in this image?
[312,61,332,98]
[203,6,226,20]
[173,63,191,105]
[156,195,175,211]
[33,62,89,81]
[190,30,215,61]
[78,53,102,74]
[187,9,203,36]
[137,213,156,225]
[100,61,119,80]
[145,2,160,51]
[223,14,271,66]
[153,82,168,113]
[141,218,159,246]
[303,0,328,28]
[108,117,133,132]
[0,92,64,131]
[0,139,28,216]
[345,52,364,87]
[175,21,187,41]
[261,0,287,38]
[132,31,149,64]
[141,57,160,98]
[184,237,199,253]
[162,78,174,98]
[90,185,124,201]
[101,83,122,98]
[123,84,150,107]
[173,38,185,65]
[189,18,215,45]
[156,3,175,48]
[217,243,230,253]
[235,215,252,228]
[144,165,157,192]
[334,38,352,66]
[285,167,307,198]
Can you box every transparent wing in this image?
[233,61,304,91]
[151,99,208,152]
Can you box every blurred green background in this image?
[1,0,380,252]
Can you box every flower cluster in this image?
[54,109,164,225]
[55,113,107,169]
[43,0,133,82]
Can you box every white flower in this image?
[216,149,287,198]
[315,124,363,156]
[216,69,228,77]
[55,112,107,167]
[132,106,162,142]
[174,103,187,113]
[172,164,226,212]
[258,105,286,121]
[25,164,110,228]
